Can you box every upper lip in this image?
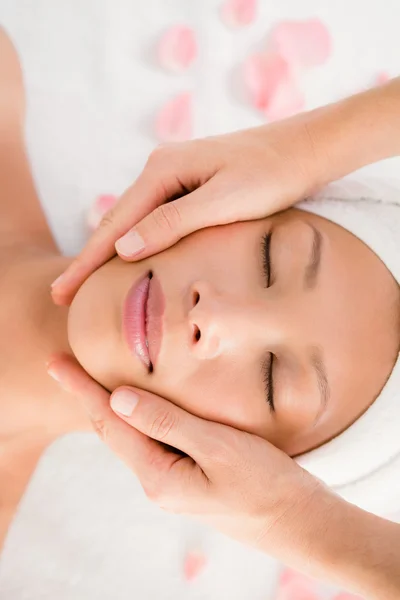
[122,272,165,370]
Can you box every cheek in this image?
[163,222,260,277]
[156,358,271,438]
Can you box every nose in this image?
[188,280,318,362]
[188,281,244,360]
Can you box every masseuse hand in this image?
[47,355,329,563]
[51,77,400,306]
[49,356,400,599]
[51,119,317,305]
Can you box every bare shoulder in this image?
[0,28,57,255]
[0,28,24,121]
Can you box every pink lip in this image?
[122,272,165,369]
[146,274,165,368]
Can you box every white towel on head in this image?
[295,179,400,520]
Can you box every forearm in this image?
[298,77,400,190]
[275,488,400,599]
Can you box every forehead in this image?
[301,211,399,428]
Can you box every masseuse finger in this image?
[115,176,222,261]
[110,387,225,470]
[47,356,208,509]
[110,386,216,510]
[46,355,160,469]
[50,146,190,306]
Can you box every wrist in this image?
[295,77,400,190]
[269,481,400,599]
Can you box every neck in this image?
[38,255,93,437]
[4,252,92,444]
[0,251,91,546]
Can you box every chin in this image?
[67,267,118,389]
[67,259,146,391]
[68,277,101,375]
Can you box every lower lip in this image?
[122,273,151,368]
[146,274,165,367]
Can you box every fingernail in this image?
[51,273,65,289]
[111,390,139,417]
[47,366,62,383]
[115,229,145,257]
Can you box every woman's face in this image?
[68,209,399,456]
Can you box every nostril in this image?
[193,291,200,306]
[193,324,201,342]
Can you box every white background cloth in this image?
[0,1,400,598]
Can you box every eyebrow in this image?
[311,347,330,421]
[304,225,323,290]
[263,223,326,412]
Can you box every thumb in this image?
[115,177,224,261]
[47,357,209,511]
[110,387,222,468]
[50,148,191,306]
[110,386,215,511]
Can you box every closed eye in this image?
[262,353,275,413]
[261,232,272,287]
[260,230,275,412]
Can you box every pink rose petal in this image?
[270,19,332,69]
[278,568,321,591]
[155,92,193,142]
[220,0,257,28]
[244,52,289,111]
[376,71,389,86]
[266,72,304,120]
[275,580,321,600]
[183,551,207,581]
[279,568,317,587]
[276,568,322,600]
[333,593,364,600]
[243,52,304,120]
[87,194,117,231]
[158,25,197,72]
[279,568,299,586]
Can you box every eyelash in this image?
[263,354,275,414]
[261,231,275,412]
[262,232,272,287]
